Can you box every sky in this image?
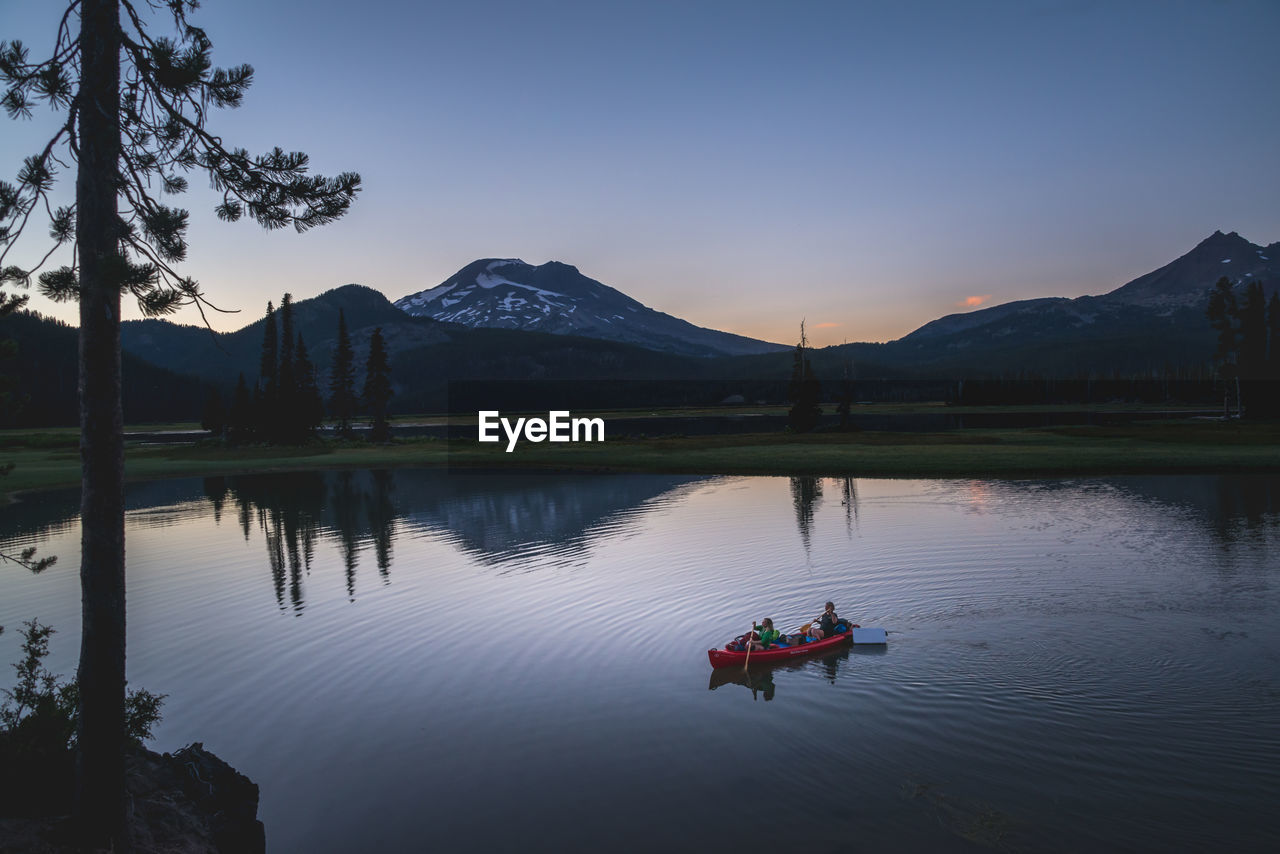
[2,0,1278,346]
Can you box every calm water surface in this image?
[2,472,1278,852]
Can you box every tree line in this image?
[202,296,393,443]
[1206,276,1280,418]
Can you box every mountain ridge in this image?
[892,231,1278,363]
[394,258,787,358]
[74,228,1280,421]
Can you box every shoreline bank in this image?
[4,419,1278,501]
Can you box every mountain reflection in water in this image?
[196,470,709,608]
[2,472,1276,609]
[1,472,1278,852]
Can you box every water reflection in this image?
[840,476,858,537]
[707,648,855,700]
[6,473,1279,555]
[189,471,708,609]
[203,471,388,610]
[3,471,1278,853]
[367,470,396,583]
[332,471,365,601]
[397,472,709,568]
[1128,475,1279,543]
[709,665,777,700]
[790,476,822,556]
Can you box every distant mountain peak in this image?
[394,259,786,357]
[1101,230,1275,306]
[1194,229,1252,254]
[895,230,1279,364]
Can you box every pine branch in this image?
[5,0,357,332]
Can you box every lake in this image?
[2,472,1278,852]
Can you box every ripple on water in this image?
[2,472,1279,853]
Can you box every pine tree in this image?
[295,335,324,436]
[363,326,393,443]
[787,321,822,433]
[1239,281,1267,380]
[0,282,54,571]
[0,291,22,441]
[1266,292,1280,418]
[0,4,359,841]
[1269,292,1280,377]
[1237,281,1268,419]
[1205,277,1239,416]
[258,300,278,437]
[278,293,297,440]
[329,309,357,436]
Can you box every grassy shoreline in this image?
[3,418,1278,501]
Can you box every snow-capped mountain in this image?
[394,258,786,357]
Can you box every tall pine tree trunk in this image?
[75,0,128,847]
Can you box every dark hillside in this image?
[2,311,216,427]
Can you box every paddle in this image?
[743,623,753,671]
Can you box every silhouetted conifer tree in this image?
[246,293,326,442]
[1206,277,1240,416]
[1240,282,1267,380]
[1237,281,1270,418]
[0,282,25,430]
[0,282,54,570]
[258,300,279,434]
[295,335,324,436]
[1206,277,1275,418]
[329,309,357,436]
[363,326,393,442]
[277,293,297,439]
[1269,293,1280,377]
[3,0,339,824]
[788,321,822,432]
[1265,291,1280,418]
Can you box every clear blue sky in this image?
[3,0,1278,345]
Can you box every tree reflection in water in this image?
[791,476,823,558]
[203,471,392,612]
[195,471,707,611]
[180,471,1280,614]
[331,471,363,602]
[841,476,859,538]
[367,470,396,582]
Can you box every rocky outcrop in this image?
[0,743,264,854]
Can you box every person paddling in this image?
[812,601,840,640]
[746,618,779,651]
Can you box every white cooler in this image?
[852,627,887,644]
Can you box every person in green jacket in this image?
[746,618,780,651]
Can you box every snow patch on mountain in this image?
[394,258,787,357]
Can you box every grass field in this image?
[3,416,1277,502]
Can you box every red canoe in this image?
[707,626,857,669]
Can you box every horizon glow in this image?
[2,0,1278,346]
